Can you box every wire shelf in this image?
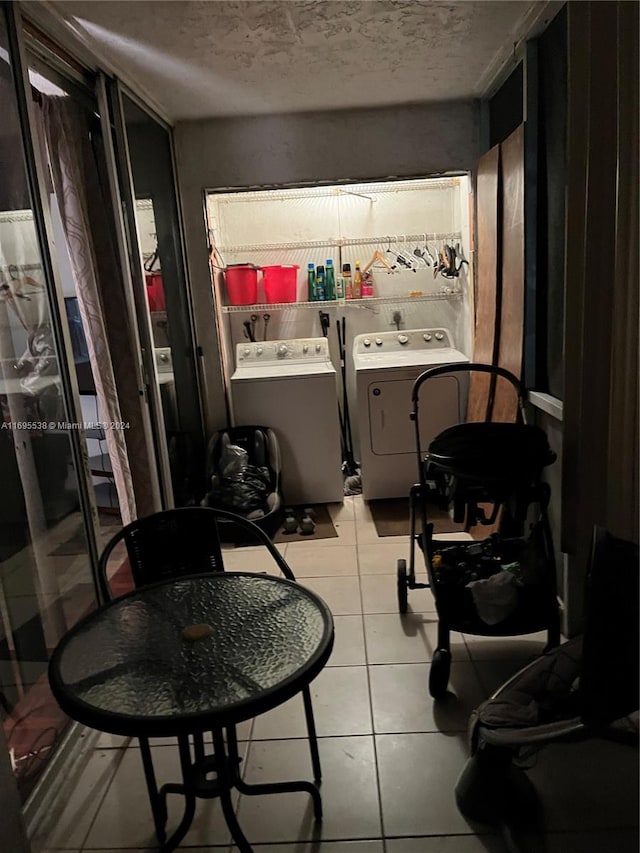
[220,290,463,313]
[218,232,463,255]
[210,178,461,204]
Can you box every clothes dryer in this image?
[353,328,469,500]
[230,337,343,505]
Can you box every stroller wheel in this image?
[429,649,451,698]
[397,559,408,614]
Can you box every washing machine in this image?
[155,347,178,432]
[230,337,343,505]
[353,328,469,500]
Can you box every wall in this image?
[174,101,480,432]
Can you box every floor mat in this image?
[369,497,466,537]
[272,504,338,544]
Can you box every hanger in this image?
[362,249,394,275]
[398,236,420,272]
[386,236,413,270]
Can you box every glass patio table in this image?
[48,572,334,852]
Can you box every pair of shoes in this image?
[281,507,317,536]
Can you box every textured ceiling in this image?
[49,0,541,120]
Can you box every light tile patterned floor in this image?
[37,496,639,852]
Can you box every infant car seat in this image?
[202,425,282,542]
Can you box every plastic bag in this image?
[219,443,249,478]
[466,571,519,625]
[205,445,271,514]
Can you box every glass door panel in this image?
[0,7,99,802]
[113,88,205,507]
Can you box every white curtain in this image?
[41,97,144,523]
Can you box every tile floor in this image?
[35,496,639,853]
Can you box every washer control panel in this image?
[353,328,453,356]
[237,337,330,364]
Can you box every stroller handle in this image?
[410,363,527,474]
[410,362,525,405]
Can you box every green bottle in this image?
[325,259,336,300]
[315,265,326,301]
[307,262,316,301]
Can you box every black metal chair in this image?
[98,505,325,805]
[455,526,639,831]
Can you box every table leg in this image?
[302,685,322,782]
[227,725,323,822]
[158,735,197,853]
[212,728,253,852]
[139,736,168,843]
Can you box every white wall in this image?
[174,101,480,433]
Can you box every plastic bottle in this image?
[336,276,345,299]
[353,260,363,299]
[361,271,374,297]
[315,264,326,301]
[307,262,316,301]
[342,263,353,299]
[325,259,336,300]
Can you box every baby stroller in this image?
[397,363,561,697]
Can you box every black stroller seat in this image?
[426,421,556,529]
[427,422,556,485]
[202,425,283,541]
[397,363,561,697]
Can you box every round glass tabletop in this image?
[49,573,334,736]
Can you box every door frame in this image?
[100,74,175,508]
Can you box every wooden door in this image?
[493,124,525,422]
[466,143,500,422]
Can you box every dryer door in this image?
[368,375,463,455]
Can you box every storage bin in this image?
[145,272,166,311]
[261,265,299,303]
[225,264,258,305]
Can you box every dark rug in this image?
[369,498,466,537]
[272,504,338,544]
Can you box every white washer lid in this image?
[353,348,469,371]
[231,361,336,380]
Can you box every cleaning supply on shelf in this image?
[353,261,363,299]
[342,263,353,299]
[361,271,374,297]
[315,264,326,301]
[325,259,336,300]
[307,262,316,301]
[336,276,345,299]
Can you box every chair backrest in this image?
[98,505,294,601]
[579,526,639,726]
[98,507,225,600]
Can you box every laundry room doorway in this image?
[206,176,474,503]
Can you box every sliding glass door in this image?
[106,82,205,507]
[0,4,206,822]
[0,3,100,804]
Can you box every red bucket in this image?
[224,264,258,305]
[261,265,299,303]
